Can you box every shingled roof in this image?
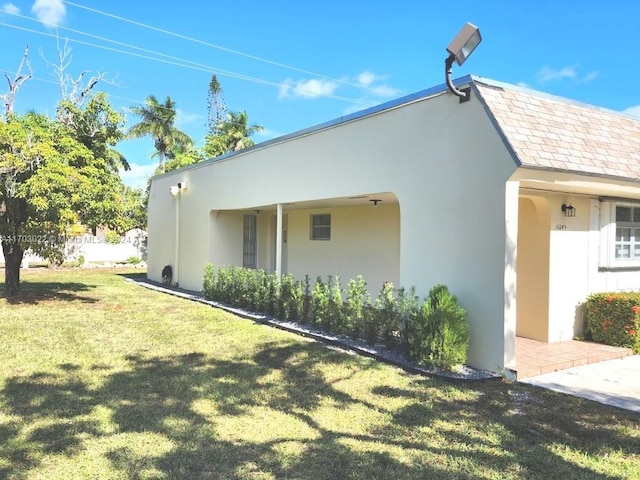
[473,78,640,181]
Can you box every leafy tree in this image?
[119,185,147,232]
[0,93,130,296]
[127,95,193,171]
[204,110,263,158]
[0,111,111,295]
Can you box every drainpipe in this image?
[170,182,186,286]
[276,203,283,277]
[174,192,180,286]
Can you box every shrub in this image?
[328,276,345,333]
[126,256,141,265]
[301,275,312,324]
[345,275,370,337]
[408,284,470,370]
[200,265,472,368]
[397,286,419,353]
[78,255,85,266]
[279,273,296,320]
[374,281,400,349]
[362,304,378,346]
[266,272,280,316]
[585,292,640,352]
[311,276,330,328]
[246,269,265,312]
[203,263,216,299]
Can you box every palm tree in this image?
[217,110,263,152]
[128,95,193,171]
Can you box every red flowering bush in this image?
[585,292,640,353]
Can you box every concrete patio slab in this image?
[521,355,640,413]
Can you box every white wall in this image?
[0,229,146,266]
[285,203,400,292]
[148,86,519,371]
[546,194,592,342]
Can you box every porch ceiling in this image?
[513,169,640,201]
[248,192,398,213]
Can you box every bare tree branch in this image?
[1,45,32,120]
[39,36,119,108]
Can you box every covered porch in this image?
[208,192,401,295]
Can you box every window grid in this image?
[310,214,331,240]
[615,206,640,259]
[243,214,257,268]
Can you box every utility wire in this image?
[0,21,374,107]
[63,0,374,92]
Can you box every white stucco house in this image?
[147,75,640,374]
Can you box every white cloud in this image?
[278,71,399,103]
[624,105,640,118]
[537,65,578,82]
[355,71,399,98]
[536,64,598,84]
[279,78,338,100]
[175,109,201,130]
[1,3,19,14]
[357,71,378,87]
[583,71,599,82]
[120,162,157,189]
[31,0,66,27]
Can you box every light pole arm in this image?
[445,54,469,100]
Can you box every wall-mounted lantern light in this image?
[561,203,576,217]
[445,22,482,102]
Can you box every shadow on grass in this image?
[0,281,98,305]
[1,340,638,479]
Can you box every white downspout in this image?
[174,192,180,286]
[170,182,186,287]
[276,203,283,277]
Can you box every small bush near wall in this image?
[202,264,471,370]
[408,285,470,370]
[585,293,640,353]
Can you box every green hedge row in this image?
[203,264,470,370]
[585,292,640,353]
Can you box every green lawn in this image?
[0,269,638,479]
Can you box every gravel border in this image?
[126,276,498,381]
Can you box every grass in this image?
[0,269,638,479]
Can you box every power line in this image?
[0,21,375,107]
[63,0,374,92]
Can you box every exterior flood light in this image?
[445,22,482,102]
[169,182,187,197]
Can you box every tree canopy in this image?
[0,92,130,296]
[128,95,193,172]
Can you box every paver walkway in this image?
[515,337,632,379]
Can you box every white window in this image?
[310,214,331,240]
[600,201,640,268]
[615,206,640,260]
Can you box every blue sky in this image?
[1,0,639,189]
